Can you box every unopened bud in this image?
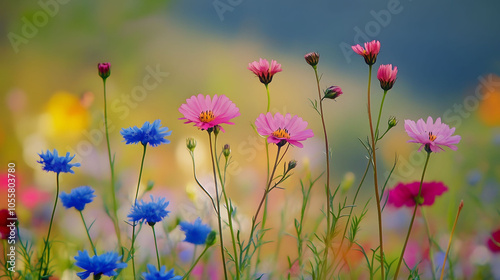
[213,125,221,136]
[98,63,110,80]
[205,230,217,246]
[186,138,197,152]
[288,160,297,171]
[323,86,343,100]
[223,144,231,158]
[304,52,320,67]
[388,116,398,129]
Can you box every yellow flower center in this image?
[272,128,290,139]
[199,110,215,123]
[428,132,437,142]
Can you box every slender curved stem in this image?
[374,90,388,140]
[182,244,210,280]
[130,144,148,280]
[189,150,217,212]
[151,226,161,270]
[439,200,463,280]
[208,132,228,280]
[80,211,97,255]
[394,151,431,279]
[367,65,385,279]
[103,79,122,248]
[422,209,436,279]
[39,173,60,278]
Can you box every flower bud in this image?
[205,230,217,246]
[388,116,398,129]
[186,138,197,152]
[213,125,221,136]
[287,160,297,171]
[304,52,320,67]
[223,144,231,158]
[323,86,343,100]
[98,63,110,80]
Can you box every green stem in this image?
[80,211,97,255]
[189,150,217,212]
[208,132,228,280]
[130,144,148,280]
[265,84,271,113]
[214,136,240,280]
[367,64,385,280]
[313,66,332,279]
[439,201,463,280]
[183,244,210,280]
[151,226,161,270]
[374,90,388,140]
[422,209,437,279]
[103,79,122,248]
[394,151,431,279]
[39,173,60,278]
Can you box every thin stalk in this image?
[130,144,148,280]
[183,244,210,280]
[39,173,60,278]
[103,79,122,247]
[422,209,436,279]
[374,90,388,139]
[208,132,228,280]
[152,226,161,270]
[189,150,217,212]
[256,84,272,273]
[214,136,240,279]
[311,66,333,280]
[79,211,97,255]
[367,64,385,279]
[439,201,464,280]
[394,151,431,279]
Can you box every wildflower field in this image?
[1,2,500,280]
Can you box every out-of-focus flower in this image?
[352,40,381,65]
[142,264,182,280]
[377,64,398,91]
[60,186,96,211]
[404,117,461,153]
[44,91,90,139]
[487,228,500,253]
[179,218,212,245]
[97,63,111,80]
[478,75,500,126]
[323,86,343,100]
[121,120,171,147]
[178,94,240,132]
[0,209,16,239]
[388,181,448,207]
[128,196,170,226]
[248,58,282,85]
[255,112,314,148]
[304,52,320,67]
[38,149,80,174]
[74,250,127,279]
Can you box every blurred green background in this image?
[1,1,500,278]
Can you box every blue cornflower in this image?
[121,120,171,147]
[128,196,170,226]
[179,217,212,245]
[142,264,182,280]
[74,250,127,279]
[38,149,80,174]
[60,186,96,211]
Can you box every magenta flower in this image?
[377,64,398,91]
[352,40,381,65]
[98,63,110,80]
[248,58,282,85]
[179,94,240,132]
[404,117,461,153]
[255,112,314,148]
[487,229,500,253]
[388,181,448,207]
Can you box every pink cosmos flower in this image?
[351,40,381,65]
[179,94,240,132]
[377,64,398,91]
[388,181,448,207]
[404,117,461,153]
[248,58,282,85]
[255,112,314,148]
[487,229,500,253]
